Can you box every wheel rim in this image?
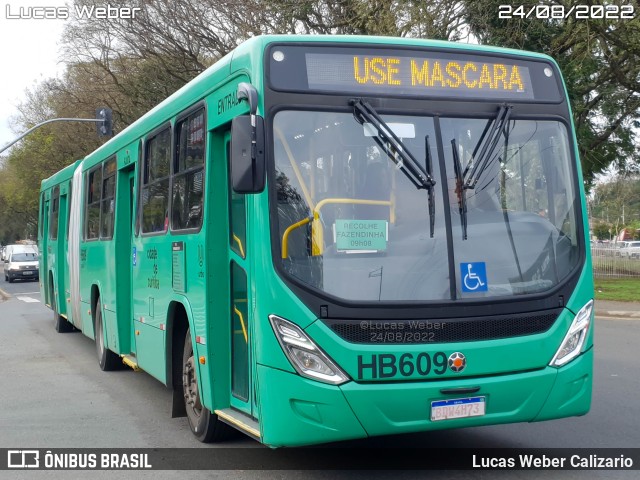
[183,345,203,423]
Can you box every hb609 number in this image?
[357,352,448,379]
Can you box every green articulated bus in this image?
[38,35,594,447]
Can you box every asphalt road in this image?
[0,268,638,479]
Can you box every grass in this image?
[594,277,640,302]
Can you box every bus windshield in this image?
[273,110,580,302]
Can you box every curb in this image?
[595,310,640,320]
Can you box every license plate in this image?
[22,271,34,276]
[431,396,486,421]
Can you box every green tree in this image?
[0,77,108,240]
[591,222,612,241]
[463,0,640,187]
[590,175,640,226]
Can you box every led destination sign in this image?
[306,53,534,100]
[268,45,562,102]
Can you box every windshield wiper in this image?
[464,104,512,190]
[451,138,468,240]
[351,99,436,189]
[425,135,435,237]
[451,104,512,240]
[351,98,437,236]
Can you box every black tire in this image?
[182,328,233,442]
[95,299,121,371]
[8,276,14,283]
[52,286,73,333]
[51,292,73,333]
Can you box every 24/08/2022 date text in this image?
[499,4,634,19]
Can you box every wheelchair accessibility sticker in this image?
[461,262,488,292]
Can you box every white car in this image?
[620,241,640,259]
[4,251,40,283]
[4,243,38,260]
[614,241,628,257]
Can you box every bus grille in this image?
[325,309,562,344]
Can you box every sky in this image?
[0,0,67,153]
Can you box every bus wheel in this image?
[52,289,73,333]
[95,299,120,371]
[182,328,232,442]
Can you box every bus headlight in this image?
[269,315,349,385]
[550,300,593,367]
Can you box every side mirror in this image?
[230,115,265,193]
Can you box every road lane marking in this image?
[16,296,40,303]
[14,292,40,295]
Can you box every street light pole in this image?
[0,110,113,155]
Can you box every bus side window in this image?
[100,157,117,239]
[141,127,171,234]
[66,181,72,240]
[172,108,205,231]
[85,166,102,240]
[49,187,59,240]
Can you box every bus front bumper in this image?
[257,348,592,447]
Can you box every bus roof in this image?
[41,158,83,190]
[248,34,556,62]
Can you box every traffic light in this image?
[96,108,113,137]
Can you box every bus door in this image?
[225,132,254,417]
[126,167,136,355]
[56,190,68,316]
[113,163,136,358]
[41,194,50,305]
